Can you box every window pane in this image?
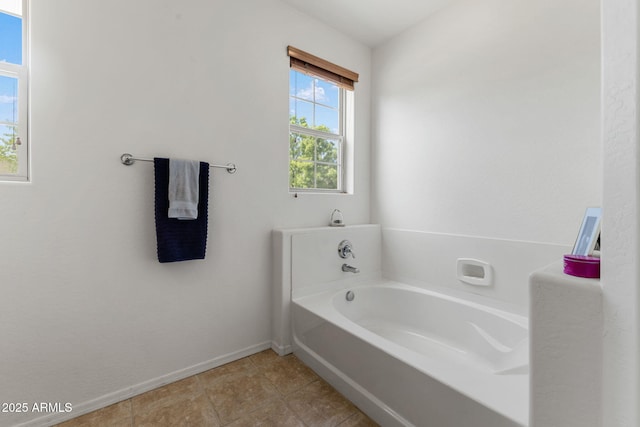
[316,138,338,163]
[293,72,314,101]
[289,67,345,192]
[0,12,22,65]
[315,105,339,133]
[316,164,338,189]
[316,79,339,108]
[289,160,314,189]
[289,132,314,161]
[290,99,313,128]
[289,69,296,97]
[0,124,18,173]
[0,75,18,124]
[289,98,295,123]
[289,132,299,159]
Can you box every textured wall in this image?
[602,0,640,425]
[530,263,602,427]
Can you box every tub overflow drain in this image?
[345,290,355,302]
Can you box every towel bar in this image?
[120,153,237,174]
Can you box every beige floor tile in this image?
[337,411,380,427]
[247,349,280,369]
[225,399,305,427]
[262,354,319,395]
[132,376,203,413]
[54,352,374,427]
[286,380,358,427]
[201,370,280,424]
[133,394,220,427]
[198,356,256,384]
[55,400,132,427]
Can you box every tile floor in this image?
[55,349,379,426]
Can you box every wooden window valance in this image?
[287,46,359,91]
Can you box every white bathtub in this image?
[292,280,529,426]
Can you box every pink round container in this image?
[563,254,600,278]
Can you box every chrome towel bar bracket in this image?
[120,153,237,174]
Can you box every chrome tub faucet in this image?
[342,264,360,274]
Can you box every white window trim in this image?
[0,0,29,182]
[289,74,348,193]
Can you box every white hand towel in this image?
[168,159,200,220]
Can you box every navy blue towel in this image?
[154,158,209,263]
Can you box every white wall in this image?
[602,0,640,424]
[372,0,601,245]
[0,1,371,425]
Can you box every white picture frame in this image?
[572,207,602,256]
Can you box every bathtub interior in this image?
[292,284,529,427]
[332,284,529,375]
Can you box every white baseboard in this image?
[271,340,293,356]
[15,341,272,427]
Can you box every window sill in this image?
[290,189,351,197]
[0,174,29,183]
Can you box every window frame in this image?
[287,46,358,194]
[0,0,29,182]
[289,71,346,193]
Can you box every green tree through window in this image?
[0,124,18,173]
[289,116,339,189]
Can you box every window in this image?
[288,46,358,192]
[0,0,28,181]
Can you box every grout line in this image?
[128,399,133,427]
[194,373,223,426]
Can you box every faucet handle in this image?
[338,240,356,259]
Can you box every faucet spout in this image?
[342,264,360,274]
